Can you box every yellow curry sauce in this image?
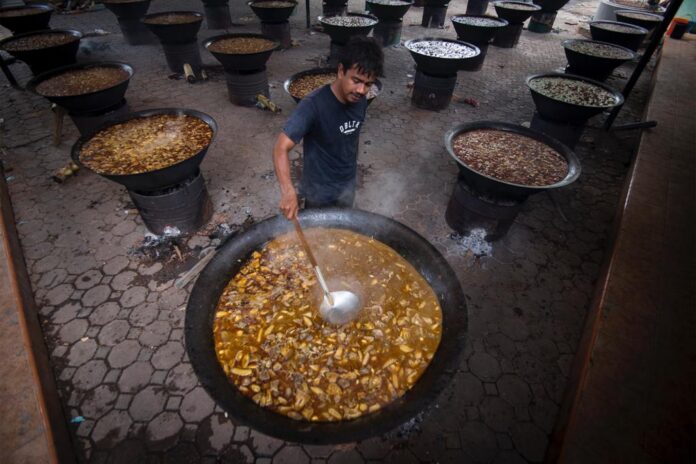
[213,228,442,422]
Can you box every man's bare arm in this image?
[272,133,299,219]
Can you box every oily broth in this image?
[213,228,443,422]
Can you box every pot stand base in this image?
[205,5,233,29]
[528,11,557,33]
[411,69,456,111]
[118,17,157,45]
[530,111,586,150]
[68,99,130,137]
[128,170,213,236]
[445,179,525,241]
[225,68,269,107]
[322,3,347,17]
[564,63,613,82]
[465,0,490,15]
[373,20,402,47]
[421,4,449,28]
[328,41,346,66]
[459,41,488,71]
[492,23,523,48]
[261,21,291,50]
[162,41,203,75]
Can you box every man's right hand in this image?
[279,188,299,219]
[273,133,300,219]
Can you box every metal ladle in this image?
[292,217,361,325]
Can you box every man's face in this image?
[336,64,376,104]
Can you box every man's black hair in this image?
[338,36,384,78]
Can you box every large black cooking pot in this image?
[366,0,414,22]
[450,15,508,43]
[203,33,279,72]
[614,9,663,33]
[283,67,382,105]
[0,3,53,34]
[424,0,450,6]
[0,29,82,76]
[405,37,480,76]
[589,20,648,51]
[27,62,134,113]
[248,0,297,23]
[319,13,379,45]
[492,1,540,24]
[142,11,204,44]
[526,72,624,124]
[185,208,468,444]
[562,39,635,81]
[444,121,581,199]
[531,0,569,12]
[283,67,337,103]
[103,0,151,19]
[324,0,349,6]
[71,108,218,192]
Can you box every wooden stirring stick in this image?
[292,217,335,306]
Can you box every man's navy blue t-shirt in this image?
[283,84,367,205]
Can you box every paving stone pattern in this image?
[0,0,652,462]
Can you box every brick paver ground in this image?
[0,0,653,462]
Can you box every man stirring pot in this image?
[273,37,384,219]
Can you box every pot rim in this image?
[614,9,664,20]
[450,14,509,27]
[525,71,625,108]
[184,208,468,444]
[492,0,542,11]
[0,28,82,51]
[26,61,135,99]
[70,107,218,180]
[247,0,298,5]
[444,120,582,191]
[589,19,649,34]
[283,66,382,102]
[318,12,379,26]
[404,36,481,60]
[366,0,415,5]
[102,0,150,4]
[561,38,636,60]
[0,3,54,14]
[142,10,204,24]
[203,32,280,55]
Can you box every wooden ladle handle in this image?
[292,217,334,305]
[292,217,319,268]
